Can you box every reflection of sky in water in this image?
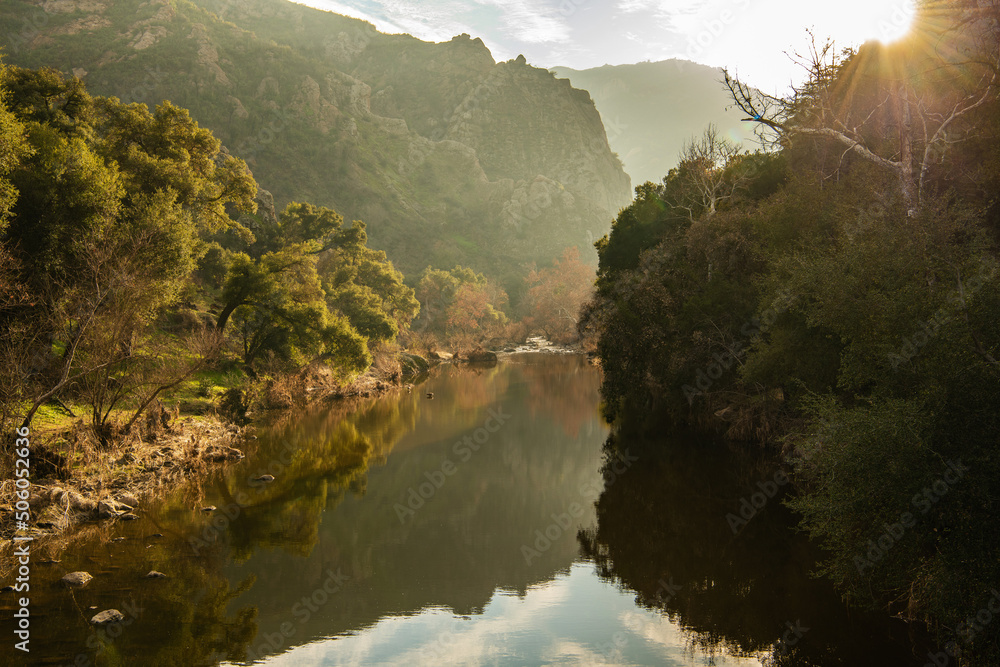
[245,562,765,667]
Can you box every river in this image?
[3,353,928,665]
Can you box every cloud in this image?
[474,0,572,44]
[300,0,477,43]
[264,577,574,666]
[615,0,657,13]
[304,0,571,47]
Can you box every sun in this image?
[826,0,918,45]
[869,0,917,43]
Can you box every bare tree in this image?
[725,8,1000,216]
[671,124,749,222]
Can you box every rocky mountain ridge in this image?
[1,0,632,285]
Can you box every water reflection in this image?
[224,354,609,661]
[580,433,926,667]
[256,563,766,667]
[0,355,928,666]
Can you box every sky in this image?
[296,0,916,93]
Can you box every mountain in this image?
[550,60,753,187]
[0,0,631,286]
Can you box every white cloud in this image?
[616,0,657,13]
[298,0,477,43]
[295,0,405,31]
[474,0,572,44]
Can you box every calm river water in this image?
[4,354,929,665]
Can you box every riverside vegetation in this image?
[0,63,599,543]
[0,0,627,531]
[585,3,1000,664]
[2,0,999,664]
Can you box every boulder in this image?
[90,609,124,625]
[463,348,498,363]
[399,352,430,375]
[60,572,93,588]
[204,446,244,462]
[116,494,140,508]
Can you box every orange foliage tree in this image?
[522,247,596,344]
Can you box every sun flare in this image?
[829,0,918,45]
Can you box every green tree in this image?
[0,67,256,434]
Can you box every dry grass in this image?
[0,350,412,571]
[0,409,249,571]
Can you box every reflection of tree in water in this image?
[8,521,260,665]
[211,391,423,561]
[427,361,510,413]
[16,393,428,666]
[517,354,601,438]
[95,559,259,665]
[578,433,924,667]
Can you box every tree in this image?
[1,68,255,434]
[215,202,410,375]
[725,7,1000,215]
[413,265,507,344]
[444,282,508,341]
[522,247,595,343]
[671,124,747,221]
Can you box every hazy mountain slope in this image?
[1,0,631,285]
[550,60,753,186]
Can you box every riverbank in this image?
[0,351,427,554]
[0,342,555,560]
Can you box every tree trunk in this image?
[897,85,918,216]
[216,299,240,332]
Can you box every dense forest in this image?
[0,64,409,435]
[586,2,1000,662]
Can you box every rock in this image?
[60,572,93,588]
[399,352,430,375]
[111,537,126,542]
[148,533,163,538]
[1,586,14,592]
[426,392,434,399]
[63,491,96,513]
[201,506,217,512]
[90,609,124,625]
[97,499,131,519]
[254,474,275,483]
[144,571,167,579]
[118,513,139,521]
[116,494,140,508]
[463,348,498,363]
[428,350,453,361]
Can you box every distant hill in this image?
[550,60,753,186]
[0,0,631,286]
